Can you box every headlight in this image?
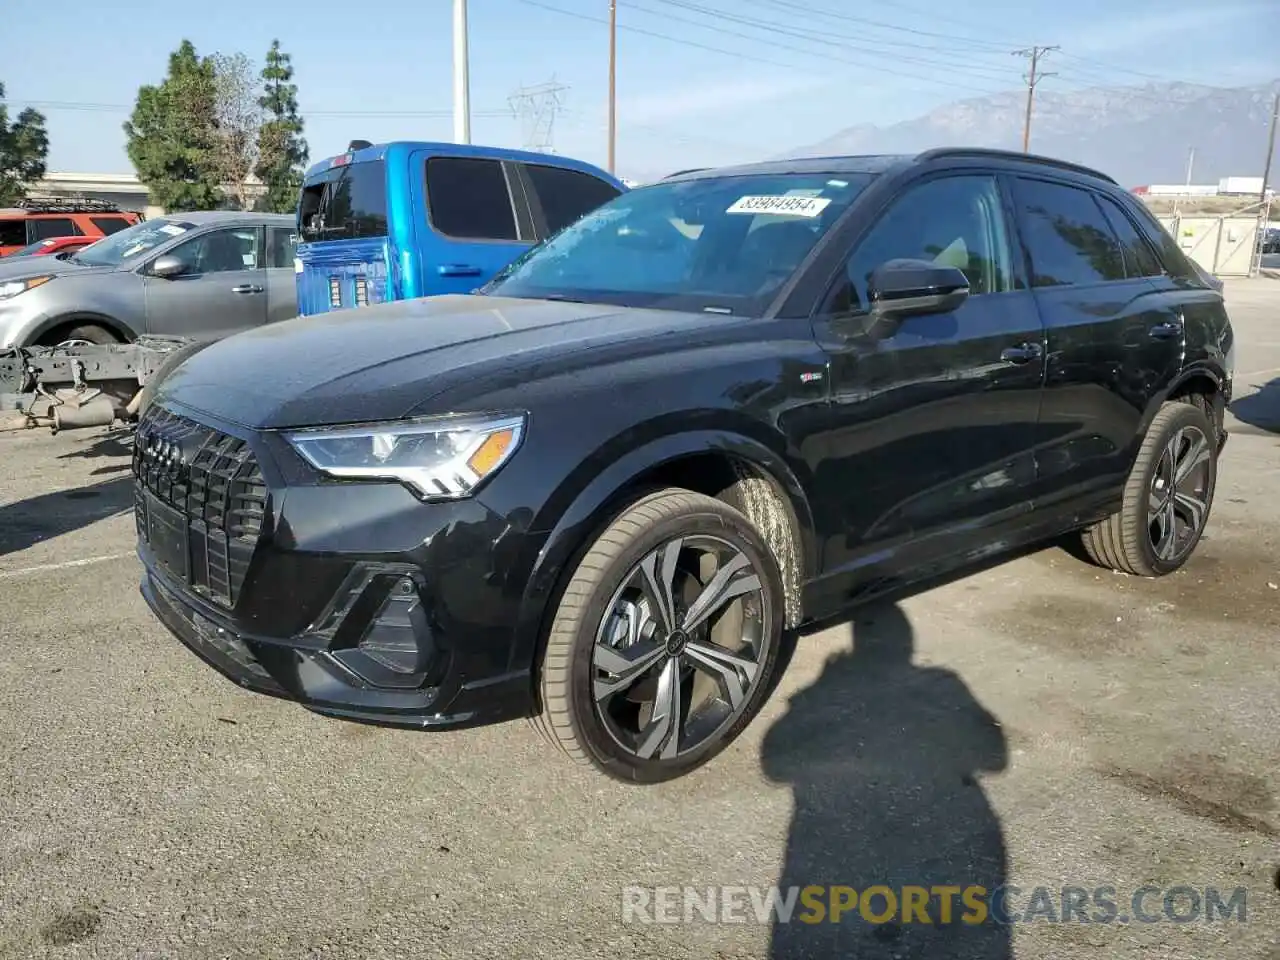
[0,275,53,300]
[285,413,526,500]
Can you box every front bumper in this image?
[134,401,539,731]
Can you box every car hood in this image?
[0,254,110,282]
[156,294,714,429]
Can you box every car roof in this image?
[659,147,1118,186]
[304,140,625,186]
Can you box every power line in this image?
[638,0,1023,86]
[1013,45,1058,152]
[508,78,569,152]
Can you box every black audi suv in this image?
[133,147,1234,783]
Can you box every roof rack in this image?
[663,168,710,179]
[914,148,1118,185]
[15,196,124,214]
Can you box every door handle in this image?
[1000,342,1043,364]
[437,264,482,277]
[1149,320,1182,340]
[231,284,264,294]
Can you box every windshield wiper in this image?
[542,293,590,303]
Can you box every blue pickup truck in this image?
[295,140,627,316]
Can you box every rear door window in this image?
[30,217,80,241]
[1012,177,1127,287]
[522,163,622,235]
[1094,193,1164,278]
[91,216,132,236]
[299,160,388,242]
[425,156,519,241]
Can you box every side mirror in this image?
[868,259,970,321]
[151,255,187,279]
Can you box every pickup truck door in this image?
[414,152,536,295]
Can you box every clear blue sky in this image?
[5,0,1276,182]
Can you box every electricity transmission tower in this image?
[1013,45,1058,152]
[509,78,569,153]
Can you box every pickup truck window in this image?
[299,160,388,242]
[523,163,622,235]
[426,156,520,242]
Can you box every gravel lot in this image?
[1,279,1278,960]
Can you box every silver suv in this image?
[0,210,299,348]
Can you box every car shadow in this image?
[1229,376,1280,434]
[0,475,135,558]
[762,600,1010,959]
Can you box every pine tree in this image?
[0,82,50,206]
[124,41,222,211]
[254,40,309,214]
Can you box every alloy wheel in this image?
[1148,424,1213,562]
[591,534,771,762]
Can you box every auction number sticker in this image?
[726,195,831,217]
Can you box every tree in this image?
[0,82,49,206]
[254,40,309,214]
[211,52,262,210]
[124,40,222,211]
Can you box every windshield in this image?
[72,218,196,267]
[484,171,874,314]
[9,240,58,257]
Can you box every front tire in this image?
[534,488,785,783]
[1080,399,1218,577]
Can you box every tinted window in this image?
[1094,193,1163,278]
[30,218,79,241]
[1128,201,1194,278]
[0,219,25,247]
[426,157,519,241]
[524,163,622,235]
[298,160,388,242]
[486,172,875,315]
[1014,178,1126,286]
[267,226,297,268]
[832,175,1014,313]
[169,227,260,274]
[91,216,132,236]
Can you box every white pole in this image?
[453,0,471,144]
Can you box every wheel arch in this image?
[28,311,138,346]
[508,429,817,688]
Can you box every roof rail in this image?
[914,148,1118,185]
[663,167,709,179]
[15,196,124,214]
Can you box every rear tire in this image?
[1080,399,1218,577]
[533,488,785,783]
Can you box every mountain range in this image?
[780,79,1280,189]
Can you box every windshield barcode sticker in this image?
[726,195,831,217]
[158,224,187,236]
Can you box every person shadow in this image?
[761,602,1010,959]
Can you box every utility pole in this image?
[1013,45,1057,153]
[1260,91,1278,208]
[453,0,471,144]
[607,0,617,173]
[1185,146,1196,188]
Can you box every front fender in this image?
[498,428,817,676]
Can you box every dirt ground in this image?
[0,279,1278,960]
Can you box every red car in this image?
[1,235,97,259]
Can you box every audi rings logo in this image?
[139,427,191,482]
